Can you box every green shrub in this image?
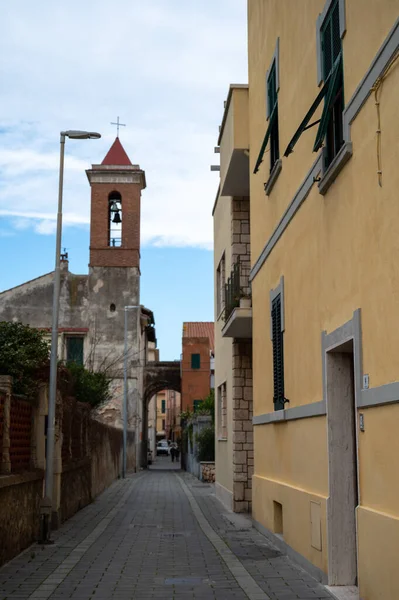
[196,389,215,423]
[66,362,111,408]
[0,321,49,398]
[196,426,215,462]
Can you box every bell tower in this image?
[85,138,146,381]
[86,137,146,269]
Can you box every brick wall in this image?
[89,182,142,268]
[9,397,32,472]
[181,337,211,411]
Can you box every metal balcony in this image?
[222,261,252,339]
[218,85,249,197]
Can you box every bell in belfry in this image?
[112,210,122,224]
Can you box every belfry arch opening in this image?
[108,191,122,247]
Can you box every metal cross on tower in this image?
[111,116,126,137]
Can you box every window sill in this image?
[217,437,228,442]
[264,159,282,196]
[318,141,352,195]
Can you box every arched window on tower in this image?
[108,191,122,247]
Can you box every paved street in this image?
[0,459,333,600]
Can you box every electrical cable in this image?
[371,49,399,187]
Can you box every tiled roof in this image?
[182,322,214,351]
[101,137,132,166]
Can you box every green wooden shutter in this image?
[317,0,344,165]
[284,0,343,159]
[272,295,285,411]
[268,64,279,170]
[313,55,343,152]
[161,400,166,413]
[191,354,200,369]
[322,0,341,80]
[284,77,331,156]
[66,337,84,366]
[193,400,203,413]
[254,103,278,174]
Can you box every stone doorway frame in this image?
[321,309,362,586]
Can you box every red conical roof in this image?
[101,137,132,166]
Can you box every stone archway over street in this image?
[141,361,181,467]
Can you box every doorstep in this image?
[325,586,360,600]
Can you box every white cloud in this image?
[0,149,88,176]
[0,0,247,248]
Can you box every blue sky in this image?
[0,0,248,360]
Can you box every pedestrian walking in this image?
[170,443,176,462]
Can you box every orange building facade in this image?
[181,322,214,412]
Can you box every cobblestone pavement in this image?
[0,458,334,600]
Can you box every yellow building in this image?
[155,390,167,440]
[213,84,254,514]
[241,1,399,598]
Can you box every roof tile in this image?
[182,322,214,352]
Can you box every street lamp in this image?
[123,305,140,478]
[40,130,101,543]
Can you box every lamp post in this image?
[123,305,140,478]
[40,130,101,543]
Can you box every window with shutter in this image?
[217,383,227,439]
[254,43,280,175]
[317,0,344,167]
[193,400,203,413]
[284,0,344,167]
[66,336,84,366]
[216,254,225,316]
[271,295,285,411]
[191,354,201,369]
[268,63,280,172]
[161,400,166,414]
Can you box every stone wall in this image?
[60,400,136,523]
[0,382,136,567]
[0,471,43,566]
[90,421,135,498]
[200,461,215,483]
[231,197,251,297]
[60,459,91,524]
[232,340,253,513]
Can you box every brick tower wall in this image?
[89,182,141,268]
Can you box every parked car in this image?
[156,440,169,456]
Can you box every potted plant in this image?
[239,289,251,308]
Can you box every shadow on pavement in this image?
[148,454,181,471]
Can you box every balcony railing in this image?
[224,261,241,322]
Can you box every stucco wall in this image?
[213,193,233,505]
[248,1,399,596]
[0,260,143,434]
[0,263,88,329]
